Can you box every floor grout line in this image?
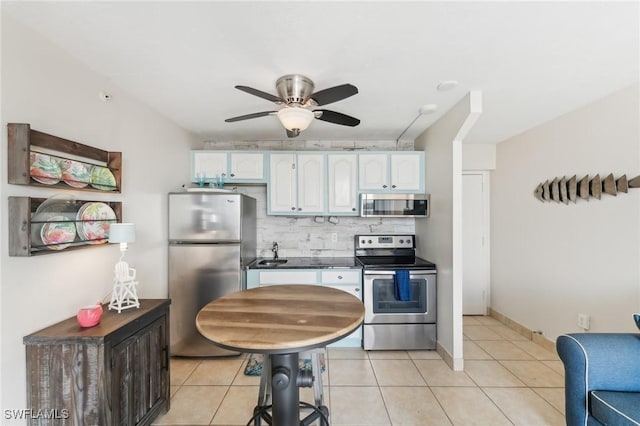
[159,321,564,425]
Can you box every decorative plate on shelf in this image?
[30,152,62,185]
[40,216,77,250]
[90,166,117,191]
[77,202,116,244]
[60,160,91,188]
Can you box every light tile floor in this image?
[154,315,565,425]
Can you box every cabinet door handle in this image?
[298,208,302,211]
[162,345,169,371]
[392,185,397,188]
[230,173,235,177]
[382,185,387,188]
[291,207,296,210]
[352,208,356,211]
[337,276,343,280]
[355,288,360,292]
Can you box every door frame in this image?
[462,171,491,315]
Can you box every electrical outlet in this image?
[331,233,338,243]
[578,313,590,330]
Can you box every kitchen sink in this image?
[258,259,288,266]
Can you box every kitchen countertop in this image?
[247,257,361,269]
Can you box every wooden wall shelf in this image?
[8,123,122,193]
[9,196,122,256]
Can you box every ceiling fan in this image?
[225,74,360,138]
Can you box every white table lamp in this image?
[108,223,140,313]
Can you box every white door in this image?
[296,154,325,213]
[269,153,296,213]
[390,153,421,191]
[229,152,264,180]
[358,154,388,191]
[327,154,357,214]
[462,173,489,315]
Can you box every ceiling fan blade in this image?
[314,109,360,127]
[310,84,358,106]
[235,85,284,103]
[286,129,300,138]
[225,111,276,122]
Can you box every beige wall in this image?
[463,144,496,171]
[491,84,640,340]
[415,92,481,369]
[1,15,196,417]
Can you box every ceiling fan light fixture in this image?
[277,107,314,131]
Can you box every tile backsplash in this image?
[205,138,417,258]
[235,186,415,258]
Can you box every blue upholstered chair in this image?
[556,314,640,426]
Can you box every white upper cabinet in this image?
[390,153,423,191]
[268,153,325,214]
[358,154,388,191]
[229,152,265,180]
[327,154,358,214]
[268,153,359,216]
[192,151,226,183]
[269,153,297,213]
[358,152,424,193]
[296,154,325,214]
[191,151,266,183]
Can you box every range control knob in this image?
[399,239,404,244]
[368,240,372,244]
[361,239,366,244]
[407,239,412,245]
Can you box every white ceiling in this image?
[3,1,638,144]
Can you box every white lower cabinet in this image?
[245,268,363,347]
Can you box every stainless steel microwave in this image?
[360,193,430,218]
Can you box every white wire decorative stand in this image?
[108,258,140,313]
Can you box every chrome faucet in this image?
[272,242,279,260]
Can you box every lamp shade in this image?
[277,107,314,131]
[108,223,136,244]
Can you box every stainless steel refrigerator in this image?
[168,191,256,357]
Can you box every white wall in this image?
[1,15,196,419]
[491,84,640,340]
[415,92,481,370]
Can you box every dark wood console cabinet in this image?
[23,299,170,426]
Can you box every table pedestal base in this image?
[252,353,329,426]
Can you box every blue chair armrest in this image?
[557,333,640,426]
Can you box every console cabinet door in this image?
[327,154,358,214]
[111,316,168,425]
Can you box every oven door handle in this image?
[363,270,436,276]
[363,270,397,276]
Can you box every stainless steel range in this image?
[355,234,437,350]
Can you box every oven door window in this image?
[371,277,427,313]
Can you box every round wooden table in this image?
[196,284,364,425]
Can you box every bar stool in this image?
[256,347,327,423]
